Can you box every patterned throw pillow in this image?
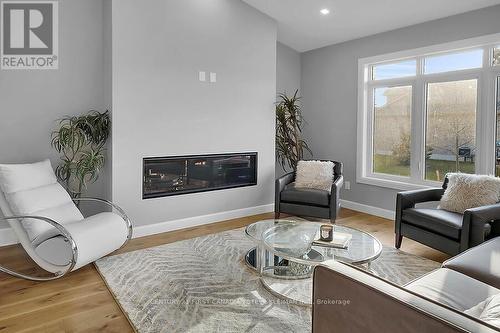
[439,173,500,214]
[294,160,334,193]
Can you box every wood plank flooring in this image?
[0,209,449,332]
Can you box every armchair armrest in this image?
[330,175,344,221]
[275,172,295,214]
[462,203,500,249]
[397,188,445,209]
[72,197,133,242]
[395,187,444,234]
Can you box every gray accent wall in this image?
[276,41,301,177]
[301,5,500,212]
[0,0,107,228]
[109,0,277,227]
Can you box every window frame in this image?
[357,32,500,191]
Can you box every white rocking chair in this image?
[0,159,132,281]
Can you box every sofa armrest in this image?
[443,237,500,289]
[396,188,445,234]
[330,175,344,221]
[462,203,500,248]
[312,261,495,333]
[275,172,295,213]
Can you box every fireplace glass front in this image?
[143,153,257,199]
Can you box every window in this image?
[373,86,412,176]
[372,60,416,80]
[493,47,500,66]
[358,33,500,190]
[425,80,477,181]
[424,49,483,74]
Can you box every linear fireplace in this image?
[143,152,258,199]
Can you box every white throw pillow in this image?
[294,160,334,193]
[465,293,500,328]
[439,173,500,214]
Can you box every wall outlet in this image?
[344,181,351,190]
[210,72,217,83]
[199,71,206,82]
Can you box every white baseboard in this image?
[340,199,395,220]
[132,204,274,239]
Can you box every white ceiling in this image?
[241,0,500,52]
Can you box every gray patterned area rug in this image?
[95,227,440,333]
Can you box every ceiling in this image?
[241,0,500,52]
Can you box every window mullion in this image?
[412,58,425,182]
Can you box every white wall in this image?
[301,5,500,213]
[276,42,302,177]
[0,0,107,229]
[110,0,277,228]
[276,42,301,97]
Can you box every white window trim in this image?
[357,32,500,191]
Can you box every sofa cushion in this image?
[280,182,330,207]
[465,293,500,328]
[405,268,500,311]
[0,160,83,241]
[439,173,500,214]
[443,237,500,289]
[402,208,464,239]
[0,159,57,194]
[295,160,334,193]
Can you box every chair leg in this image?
[395,234,403,249]
[330,218,336,224]
[275,212,280,219]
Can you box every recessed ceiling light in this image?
[320,8,330,15]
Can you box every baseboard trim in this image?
[132,204,274,239]
[340,199,395,220]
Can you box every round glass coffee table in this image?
[245,219,382,305]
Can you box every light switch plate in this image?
[210,72,217,83]
[344,181,351,190]
[199,71,206,82]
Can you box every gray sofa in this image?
[275,161,343,223]
[312,237,500,332]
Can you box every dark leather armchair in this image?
[275,161,343,223]
[395,177,499,255]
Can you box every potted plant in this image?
[275,90,311,171]
[51,110,110,200]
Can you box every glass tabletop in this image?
[245,219,382,265]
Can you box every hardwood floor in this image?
[0,209,449,332]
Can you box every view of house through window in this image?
[425,80,477,181]
[360,39,500,188]
[373,86,412,176]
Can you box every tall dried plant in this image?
[275,90,312,171]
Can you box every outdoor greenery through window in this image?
[359,35,500,188]
[373,86,412,176]
[425,80,477,181]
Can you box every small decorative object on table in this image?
[320,224,333,241]
[314,226,352,249]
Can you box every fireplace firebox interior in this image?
[143,153,257,199]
